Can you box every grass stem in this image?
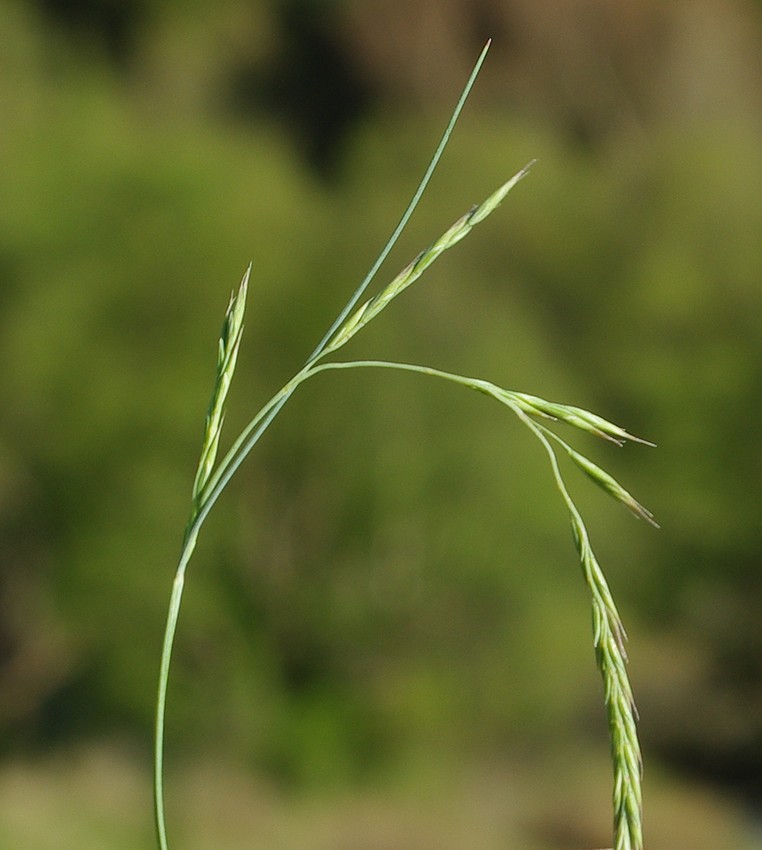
[154,45,651,850]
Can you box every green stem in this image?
[153,43,494,850]
[306,39,493,362]
[154,536,196,850]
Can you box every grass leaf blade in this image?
[306,39,495,363]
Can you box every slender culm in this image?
[154,43,653,850]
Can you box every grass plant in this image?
[154,42,654,850]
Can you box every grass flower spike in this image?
[191,265,249,508]
[323,162,535,355]
[509,391,656,447]
[154,43,654,850]
[154,268,249,850]
[561,443,658,527]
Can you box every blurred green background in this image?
[1,1,761,848]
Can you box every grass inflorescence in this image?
[154,41,654,850]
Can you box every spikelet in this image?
[324,162,535,353]
[191,265,249,507]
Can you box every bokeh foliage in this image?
[1,0,762,838]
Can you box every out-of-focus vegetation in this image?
[1,1,761,847]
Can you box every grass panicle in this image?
[304,357,652,850]
[154,44,653,850]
